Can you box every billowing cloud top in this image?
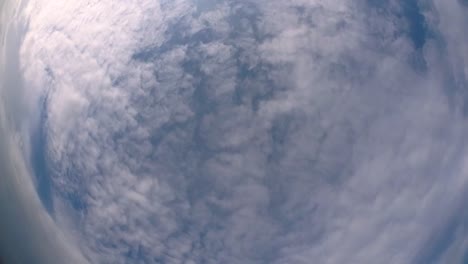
[1,0,468,263]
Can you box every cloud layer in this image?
[0,0,88,263]
[2,0,468,263]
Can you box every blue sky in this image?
[31,95,54,214]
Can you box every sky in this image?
[1,0,468,263]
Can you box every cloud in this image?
[0,1,88,263]
[10,0,468,263]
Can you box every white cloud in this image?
[0,1,88,263]
[9,0,468,263]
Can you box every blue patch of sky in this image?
[401,0,427,50]
[30,95,54,215]
[367,0,429,71]
[401,0,429,72]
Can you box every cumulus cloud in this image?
[8,0,468,263]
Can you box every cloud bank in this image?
[0,0,88,263]
[2,0,468,263]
